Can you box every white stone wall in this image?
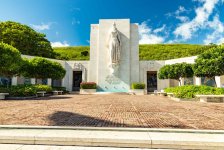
[88,24,99,82]
[88,19,139,92]
[139,61,169,91]
[130,24,140,84]
[165,56,197,65]
[64,61,89,91]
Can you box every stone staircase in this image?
[0,125,224,149]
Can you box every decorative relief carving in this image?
[105,75,121,84]
[74,63,83,70]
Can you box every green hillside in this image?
[139,44,213,60]
[53,44,214,61]
[54,46,90,60]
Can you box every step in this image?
[0,125,224,149]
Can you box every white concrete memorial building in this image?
[4,19,224,92]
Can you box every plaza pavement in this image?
[0,94,224,129]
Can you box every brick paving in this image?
[0,94,224,129]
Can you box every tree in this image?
[0,21,55,58]
[0,42,22,77]
[193,45,224,86]
[22,57,66,80]
[159,63,194,86]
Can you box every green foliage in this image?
[54,46,90,60]
[139,44,214,60]
[194,45,224,79]
[0,42,22,77]
[80,82,97,89]
[165,85,224,99]
[52,86,66,92]
[34,84,52,93]
[22,57,66,79]
[131,83,145,89]
[158,63,194,84]
[81,51,89,56]
[0,21,55,58]
[0,84,53,97]
[0,85,36,97]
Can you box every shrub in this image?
[52,86,66,92]
[81,51,89,56]
[34,84,52,93]
[0,86,10,93]
[165,85,224,99]
[80,82,97,89]
[8,85,37,97]
[131,83,145,89]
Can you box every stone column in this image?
[31,78,36,85]
[195,77,201,86]
[47,78,52,86]
[11,76,17,86]
[215,76,221,87]
[179,78,185,86]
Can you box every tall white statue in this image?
[108,22,121,65]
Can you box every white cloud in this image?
[139,21,165,44]
[31,23,51,31]
[174,0,219,40]
[176,16,189,22]
[153,25,166,33]
[203,15,224,44]
[51,41,70,47]
[166,6,190,18]
[175,6,188,15]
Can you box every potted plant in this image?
[80,82,97,94]
[131,83,146,95]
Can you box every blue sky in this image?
[0,0,224,47]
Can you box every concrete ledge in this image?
[0,125,224,149]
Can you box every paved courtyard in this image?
[0,94,224,129]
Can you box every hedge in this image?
[0,84,55,97]
[165,85,224,99]
[131,83,145,89]
[34,84,52,93]
[80,82,97,89]
[52,86,66,92]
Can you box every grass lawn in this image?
[53,44,214,61]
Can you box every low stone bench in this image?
[157,92,167,96]
[167,93,174,98]
[196,95,224,103]
[0,93,9,100]
[36,91,46,97]
[52,91,63,95]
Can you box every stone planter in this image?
[0,93,9,100]
[131,89,145,95]
[80,89,96,94]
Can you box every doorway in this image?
[73,71,82,91]
[147,71,157,92]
